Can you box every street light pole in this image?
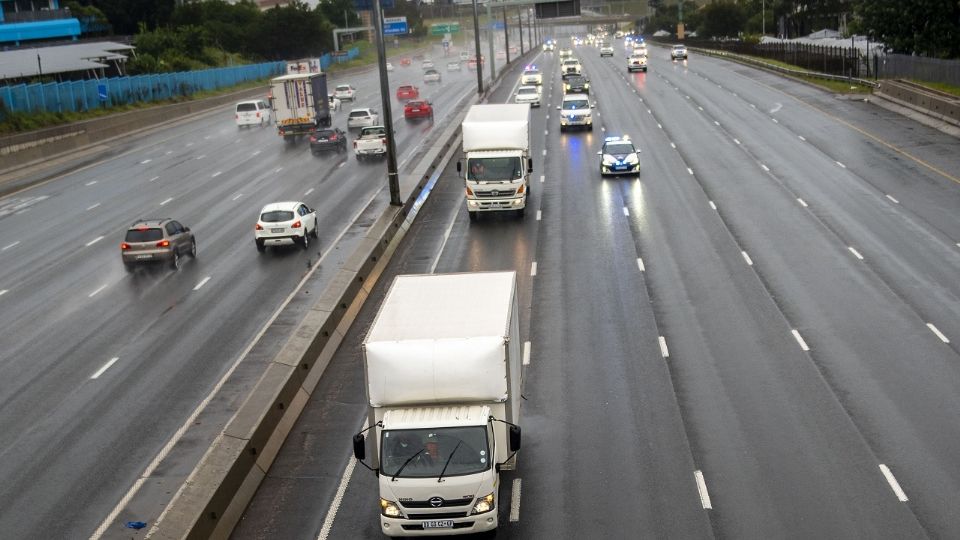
[487,2,496,82]
[762,0,766,36]
[504,8,510,64]
[372,0,401,206]
[472,0,483,94]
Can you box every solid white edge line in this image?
[742,251,753,266]
[90,357,119,379]
[879,464,909,502]
[761,164,770,172]
[708,201,717,210]
[212,171,222,178]
[88,284,107,298]
[0,289,7,296]
[193,276,211,291]
[848,247,864,260]
[927,323,950,344]
[536,209,542,221]
[540,174,545,183]
[637,258,645,272]
[523,341,531,366]
[87,203,101,210]
[317,425,364,540]
[160,197,173,206]
[622,207,629,216]
[509,478,522,522]
[2,241,21,250]
[886,194,899,204]
[687,168,694,175]
[797,198,808,207]
[85,235,104,247]
[791,329,810,351]
[658,336,669,358]
[530,261,538,276]
[694,470,712,509]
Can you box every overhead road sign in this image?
[430,22,461,35]
[383,16,408,35]
[353,0,394,9]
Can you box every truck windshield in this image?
[467,157,522,181]
[381,426,490,479]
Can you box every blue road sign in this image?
[97,83,107,101]
[383,16,408,35]
[490,21,505,30]
[353,0,394,9]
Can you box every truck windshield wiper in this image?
[436,441,463,483]
[391,448,425,482]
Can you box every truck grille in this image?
[474,189,516,198]
[406,512,469,520]
[401,496,473,508]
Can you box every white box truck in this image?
[457,104,533,220]
[268,72,331,142]
[353,272,523,537]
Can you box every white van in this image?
[235,100,271,128]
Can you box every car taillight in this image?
[291,221,302,229]
[120,242,130,250]
[329,134,337,140]
[310,136,316,142]
[157,240,170,248]
[256,112,261,118]
[255,223,263,230]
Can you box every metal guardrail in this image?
[687,45,879,89]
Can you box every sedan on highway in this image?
[597,135,640,176]
[403,100,434,120]
[423,69,442,83]
[121,218,196,272]
[521,67,542,85]
[599,43,614,57]
[514,85,542,107]
[396,85,419,100]
[447,61,461,71]
[563,74,590,94]
[557,94,594,132]
[347,108,379,130]
[421,60,435,70]
[334,84,357,101]
[309,127,347,154]
[671,44,688,60]
[559,47,573,58]
[255,202,318,252]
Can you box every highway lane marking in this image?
[622,206,630,216]
[0,289,7,297]
[140,159,151,164]
[542,149,547,156]
[544,129,548,135]
[540,175,545,183]
[90,357,119,380]
[791,329,810,351]
[523,341,531,366]
[2,241,20,251]
[835,161,847,169]
[798,135,806,141]
[742,251,753,266]
[714,121,720,126]
[687,168,694,175]
[750,103,757,109]
[670,142,676,149]
[658,123,662,129]
[252,150,261,156]
[659,336,669,358]
[709,201,717,210]
[601,127,606,132]
[848,247,864,260]
[165,151,172,155]
[647,109,652,114]
[85,180,98,186]
[88,284,108,298]
[879,464,909,502]
[85,235,104,247]
[733,138,741,145]
[885,194,900,204]
[530,261,538,276]
[772,118,779,124]
[797,198,808,207]
[694,470,712,509]
[536,209,542,220]
[546,114,550,119]
[305,188,315,196]
[186,142,193,147]
[160,197,174,206]
[317,429,362,540]
[698,106,703,111]
[761,164,770,172]
[193,276,211,291]
[196,155,206,160]
[637,258,645,272]
[212,171,222,178]
[87,203,101,211]
[927,323,950,343]
[149,176,159,182]
[204,135,212,140]
[509,478,522,522]
[429,194,462,274]
[338,162,346,168]
[232,193,243,201]
[685,95,690,99]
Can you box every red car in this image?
[399,57,412,66]
[396,85,419,100]
[403,100,434,120]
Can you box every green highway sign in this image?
[430,22,461,35]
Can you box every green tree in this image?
[170,0,263,58]
[699,1,746,38]
[853,0,960,57]
[384,0,425,37]
[76,0,177,34]
[252,2,334,60]
[317,0,362,28]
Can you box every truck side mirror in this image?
[596,151,602,155]
[527,158,533,173]
[556,106,561,110]
[353,434,366,461]
[456,161,462,173]
[509,425,521,452]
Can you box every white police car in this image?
[597,136,640,176]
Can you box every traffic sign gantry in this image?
[430,22,461,35]
[383,16,408,35]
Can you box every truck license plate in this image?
[422,520,454,529]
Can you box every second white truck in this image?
[353,271,523,537]
[269,72,331,142]
[457,104,533,220]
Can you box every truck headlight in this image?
[472,493,495,515]
[380,498,402,518]
[584,83,590,89]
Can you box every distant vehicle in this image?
[563,74,590,94]
[269,73,331,142]
[671,44,688,60]
[235,100,271,128]
[509,46,519,55]
[599,43,614,57]
[403,100,434,120]
[627,53,648,72]
[400,57,412,66]
[543,40,556,51]
[386,61,394,71]
[254,202,318,252]
[514,85,541,107]
[467,56,484,70]
[447,61,461,71]
[421,60,435,70]
[396,85,419,100]
[597,135,640,176]
[496,49,506,59]
[459,51,470,61]
[353,126,388,161]
[423,68,442,83]
[615,30,624,39]
[309,127,347,154]
[561,58,582,76]
[334,84,357,101]
[521,67,542,85]
[559,48,573,58]
[327,94,341,112]
[557,94,594,132]
[347,108,379,129]
[121,218,196,272]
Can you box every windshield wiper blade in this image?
[437,441,463,483]
[392,448,425,482]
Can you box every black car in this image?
[563,74,590,94]
[310,127,348,154]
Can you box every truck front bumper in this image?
[381,513,498,536]
[467,196,526,212]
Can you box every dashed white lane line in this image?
[544,129,548,135]
[305,188,315,196]
[772,118,779,124]
[149,176,159,182]
[204,135,212,140]
[622,207,630,216]
[848,247,864,260]
[760,164,770,172]
[160,197,174,206]
[509,478,522,522]
[317,443,360,540]
[338,162,346,169]
[232,193,243,201]
[657,123,662,129]
[90,357,119,380]
[274,167,283,173]
[601,127,606,132]
[88,284,108,298]
[87,203,101,211]
[542,149,547,156]
[85,180,98,186]
[2,241,20,251]
[86,235,104,247]
[659,336,669,358]
[742,251,754,266]
[0,289,8,297]
[540,175,545,183]
[695,470,712,509]
[193,276,212,291]
[698,106,704,111]
[709,201,717,210]
[886,194,900,204]
[252,150,261,156]
[798,135,806,141]
[927,323,950,344]
[212,171,222,178]
[647,109,652,114]
[733,138,741,145]
[879,464,909,502]
[714,121,720,126]
[797,198,808,207]
[196,155,206,160]
[670,142,676,149]
[523,341,531,366]
[165,151,172,155]
[792,329,810,351]
[837,161,846,168]
[185,142,193,147]
[140,159,152,165]
[536,209,542,221]
[546,114,550,119]
[750,103,757,109]
[687,167,694,175]
[530,261,537,276]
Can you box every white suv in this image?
[255,202,318,252]
[521,68,542,85]
[599,43,614,57]
[627,54,648,72]
[671,44,688,60]
[557,94,594,132]
[347,108,380,129]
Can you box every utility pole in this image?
[372,0,401,206]
[487,2,495,82]
[762,0,765,36]
[472,0,483,94]
[517,6,524,55]
[504,7,510,64]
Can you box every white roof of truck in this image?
[382,405,491,430]
[463,104,529,125]
[366,272,516,343]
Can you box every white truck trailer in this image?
[353,271,523,537]
[268,72,331,142]
[457,104,533,220]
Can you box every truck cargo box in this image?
[461,104,530,152]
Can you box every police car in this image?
[597,136,640,176]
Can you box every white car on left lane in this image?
[334,84,357,101]
[255,202,318,252]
